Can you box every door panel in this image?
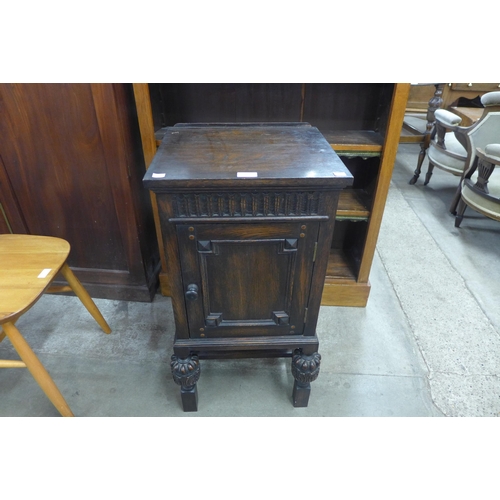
[177,222,318,338]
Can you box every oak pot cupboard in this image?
[143,123,353,410]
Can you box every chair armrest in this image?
[484,144,500,163]
[481,92,500,107]
[434,109,462,128]
[434,109,463,148]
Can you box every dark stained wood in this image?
[0,84,126,270]
[173,335,320,355]
[0,155,28,234]
[144,123,353,410]
[302,83,393,132]
[155,128,384,153]
[148,84,397,137]
[144,124,351,190]
[0,204,10,234]
[0,83,160,301]
[156,194,191,338]
[149,83,304,129]
[176,221,319,338]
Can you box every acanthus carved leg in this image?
[171,354,201,412]
[291,349,321,408]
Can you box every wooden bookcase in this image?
[133,83,410,307]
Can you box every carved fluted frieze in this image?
[173,191,321,218]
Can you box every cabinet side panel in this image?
[156,194,190,338]
[304,191,340,333]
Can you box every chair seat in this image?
[428,132,468,175]
[0,235,70,323]
[462,168,500,220]
[1,233,111,417]
[404,115,427,134]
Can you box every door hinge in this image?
[312,242,318,263]
[304,307,308,324]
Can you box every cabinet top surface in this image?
[143,123,353,190]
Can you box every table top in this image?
[0,234,69,323]
[143,123,353,191]
[449,107,484,126]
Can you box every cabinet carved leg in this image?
[291,349,321,408]
[171,354,201,412]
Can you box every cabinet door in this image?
[177,222,319,338]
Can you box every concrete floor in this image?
[1,143,499,417]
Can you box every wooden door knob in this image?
[185,284,199,301]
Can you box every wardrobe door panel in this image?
[0,83,159,301]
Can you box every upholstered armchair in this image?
[455,144,500,227]
[410,91,500,213]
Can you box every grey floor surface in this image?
[1,143,499,417]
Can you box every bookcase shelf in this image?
[325,130,384,154]
[337,189,371,221]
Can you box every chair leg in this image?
[2,322,74,417]
[455,199,467,227]
[409,148,427,185]
[424,162,435,185]
[60,263,111,334]
[450,181,464,215]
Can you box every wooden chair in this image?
[0,234,111,417]
[409,91,500,214]
[455,144,500,227]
